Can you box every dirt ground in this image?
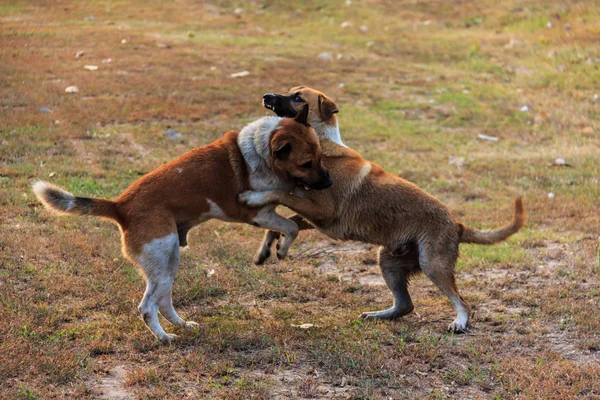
[1,0,599,399]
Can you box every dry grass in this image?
[1,0,599,398]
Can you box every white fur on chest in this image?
[237,117,294,192]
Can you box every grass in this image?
[1,0,599,398]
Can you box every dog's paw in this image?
[254,247,271,265]
[447,320,469,333]
[184,321,200,329]
[159,333,179,345]
[238,191,268,207]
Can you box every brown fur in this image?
[241,87,527,332]
[33,110,329,343]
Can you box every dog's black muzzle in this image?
[263,93,297,118]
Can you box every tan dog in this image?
[241,88,526,332]
[33,106,331,343]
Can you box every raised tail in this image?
[32,181,121,224]
[458,197,526,245]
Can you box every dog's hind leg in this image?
[157,242,199,330]
[256,214,314,264]
[361,245,420,320]
[134,232,196,343]
[419,244,470,333]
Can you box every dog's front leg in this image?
[256,214,314,264]
[251,205,299,263]
[240,190,335,225]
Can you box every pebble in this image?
[39,106,53,113]
[230,70,250,78]
[548,192,555,199]
[520,105,529,112]
[359,25,368,32]
[84,65,98,71]
[478,133,499,141]
[84,16,95,21]
[340,21,352,28]
[65,86,79,93]
[165,128,182,140]
[233,7,243,15]
[317,52,333,61]
[75,51,84,58]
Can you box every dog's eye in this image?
[294,94,304,102]
[301,161,312,169]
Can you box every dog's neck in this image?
[237,117,293,191]
[313,115,346,147]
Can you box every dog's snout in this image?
[263,93,276,101]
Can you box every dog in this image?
[33,105,331,343]
[240,89,526,332]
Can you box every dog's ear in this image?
[272,142,293,160]
[319,94,339,121]
[294,104,310,126]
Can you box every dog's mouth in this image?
[262,98,275,111]
[263,94,298,118]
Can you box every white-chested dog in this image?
[33,106,331,343]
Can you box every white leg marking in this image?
[137,233,194,343]
[252,207,298,260]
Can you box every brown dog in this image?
[240,88,526,332]
[33,106,331,343]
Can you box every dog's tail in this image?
[33,181,122,224]
[458,197,526,245]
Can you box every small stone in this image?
[102,58,112,63]
[65,86,79,93]
[206,269,216,278]
[463,89,470,94]
[428,99,435,103]
[548,192,555,199]
[230,70,250,78]
[210,66,217,71]
[340,21,352,28]
[520,105,529,112]
[48,172,56,178]
[84,65,98,71]
[359,25,368,32]
[39,106,53,113]
[165,128,182,140]
[233,7,243,14]
[121,39,127,44]
[593,94,598,101]
[317,52,333,61]
[546,21,552,28]
[338,82,345,88]
[477,133,499,141]
[291,323,314,329]
[84,16,95,21]
[75,51,84,58]
[554,158,566,165]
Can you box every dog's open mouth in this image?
[262,100,275,111]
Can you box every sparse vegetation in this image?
[1,0,599,398]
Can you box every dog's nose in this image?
[263,93,276,101]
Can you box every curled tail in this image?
[32,181,121,224]
[458,197,526,245]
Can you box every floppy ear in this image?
[294,104,310,126]
[272,142,292,160]
[319,95,339,122]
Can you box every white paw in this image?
[159,333,179,344]
[184,321,200,329]
[238,191,268,207]
[448,320,469,333]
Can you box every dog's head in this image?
[270,104,332,190]
[263,86,339,127]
